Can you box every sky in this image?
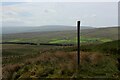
[1,2,119,27]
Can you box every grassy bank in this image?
[2,40,120,79]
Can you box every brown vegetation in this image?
[2,64,23,79]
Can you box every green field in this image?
[3,36,112,45]
[49,37,112,44]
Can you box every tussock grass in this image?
[2,64,23,79]
[2,40,120,79]
[4,51,118,79]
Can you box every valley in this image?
[2,27,120,79]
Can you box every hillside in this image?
[3,25,94,34]
[81,27,119,40]
[2,27,120,79]
[81,40,120,55]
[2,40,120,79]
[3,27,119,43]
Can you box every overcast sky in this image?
[1,2,118,27]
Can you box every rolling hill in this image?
[3,27,119,43]
[81,27,119,40]
[2,26,120,79]
[2,25,94,34]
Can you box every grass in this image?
[2,64,23,79]
[49,37,112,44]
[80,40,120,55]
[100,38,112,42]
[2,27,119,79]
[2,44,62,65]
[2,40,120,79]
[8,51,119,79]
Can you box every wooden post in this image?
[77,21,80,66]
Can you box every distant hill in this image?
[3,25,94,34]
[81,27,119,40]
[3,27,119,42]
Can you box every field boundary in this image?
[1,42,75,46]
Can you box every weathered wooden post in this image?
[77,21,80,66]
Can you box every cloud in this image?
[91,14,97,17]
[2,21,26,26]
[2,2,24,6]
[1,2,118,27]
[2,0,33,2]
[25,0,33,2]
[2,3,33,25]
[44,9,56,13]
